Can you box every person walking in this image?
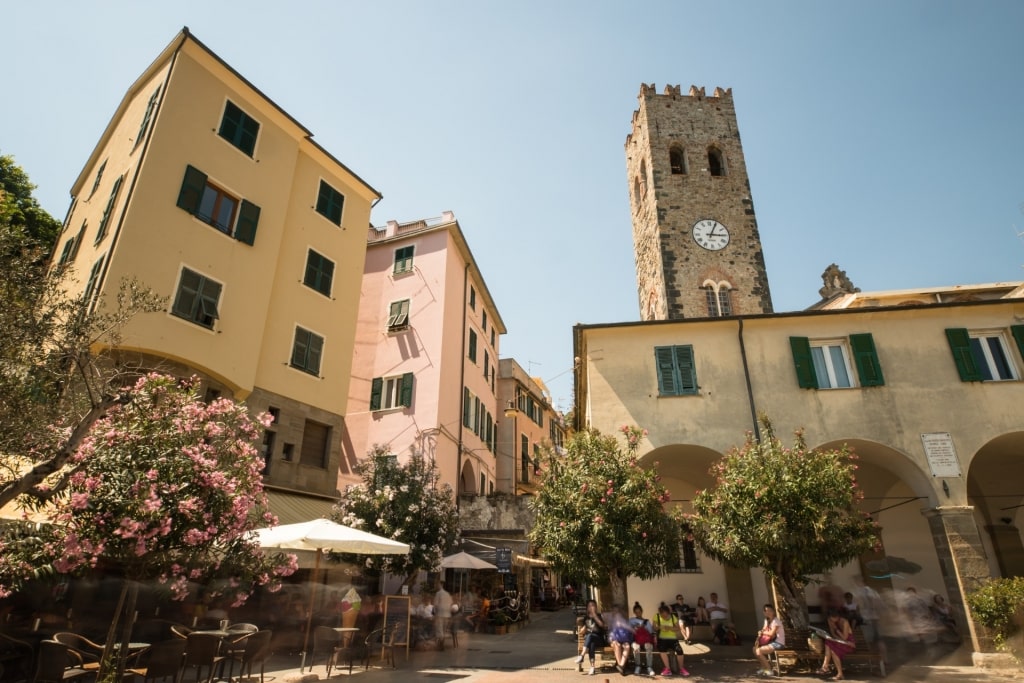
[433,582,453,651]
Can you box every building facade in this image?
[51,28,381,519]
[578,82,1024,651]
[341,212,506,497]
[626,84,773,320]
[574,290,1024,648]
[496,358,567,497]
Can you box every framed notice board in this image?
[383,595,411,660]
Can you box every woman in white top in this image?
[753,603,786,676]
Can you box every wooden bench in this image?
[575,631,645,672]
[769,628,885,677]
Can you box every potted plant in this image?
[492,611,510,635]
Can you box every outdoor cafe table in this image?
[333,627,359,647]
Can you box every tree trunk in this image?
[773,574,809,631]
[606,570,628,612]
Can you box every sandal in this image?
[815,669,830,675]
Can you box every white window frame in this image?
[970,330,1019,381]
[702,279,732,317]
[381,374,407,410]
[810,339,855,389]
[387,299,410,331]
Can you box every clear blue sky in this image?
[4,1,1024,413]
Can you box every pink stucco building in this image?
[340,212,505,497]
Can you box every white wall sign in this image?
[921,432,962,478]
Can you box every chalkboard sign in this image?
[383,595,411,660]
[495,547,512,573]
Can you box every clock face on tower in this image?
[692,219,730,251]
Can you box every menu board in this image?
[383,595,411,660]
[495,547,512,573]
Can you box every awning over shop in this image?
[265,489,338,526]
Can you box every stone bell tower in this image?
[625,84,773,320]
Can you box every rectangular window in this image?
[57,235,76,266]
[469,286,476,310]
[483,351,490,380]
[482,311,488,334]
[171,267,222,329]
[82,256,105,307]
[218,100,260,157]
[491,328,496,348]
[468,329,478,362]
[369,373,414,410]
[89,160,106,198]
[393,245,414,274]
[300,420,329,468]
[655,345,698,396]
[134,87,160,149]
[94,175,123,244]
[387,299,410,331]
[176,165,260,245]
[282,443,295,462]
[290,327,324,376]
[946,327,1022,382]
[671,533,701,574]
[303,249,335,297]
[261,429,276,476]
[790,334,884,389]
[316,180,345,225]
[520,435,530,484]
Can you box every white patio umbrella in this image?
[440,551,497,596]
[254,518,410,670]
[440,551,497,570]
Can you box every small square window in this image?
[172,267,222,329]
[177,165,261,245]
[291,326,324,376]
[218,100,260,157]
[371,373,414,411]
[303,249,335,297]
[969,332,1018,381]
[282,443,295,461]
[316,180,345,225]
[810,340,854,389]
[394,245,414,274]
[387,299,410,331]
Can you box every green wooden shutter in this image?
[399,372,414,407]
[674,345,698,394]
[789,336,818,389]
[463,387,471,427]
[235,199,260,245]
[1011,325,1024,361]
[307,334,323,375]
[850,333,885,386]
[945,328,982,382]
[655,347,678,395]
[370,377,384,411]
[177,165,207,214]
[468,329,477,361]
[291,330,308,368]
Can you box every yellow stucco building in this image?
[51,28,380,518]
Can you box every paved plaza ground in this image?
[259,608,1023,683]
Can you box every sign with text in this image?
[495,547,513,573]
[921,432,962,478]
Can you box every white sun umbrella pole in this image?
[253,519,410,672]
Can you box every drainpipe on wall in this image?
[454,262,470,509]
[737,319,760,441]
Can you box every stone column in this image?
[922,506,994,654]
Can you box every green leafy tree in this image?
[688,414,879,630]
[0,154,163,511]
[966,576,1024,651]
[1,152,62,251]
[0,374,297,678]
[530,426,683,609]
[332,447,459,584]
